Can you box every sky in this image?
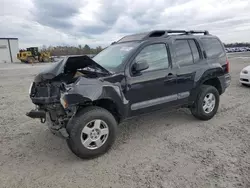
[1,0,250,48]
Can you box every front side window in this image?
[135,43,169,72]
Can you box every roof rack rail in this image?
[165,30,187,34]
[143,30,188,39]
[116,30,210,43]
[144,30,210,39]
[164,30,209,35]
[186,30,209,35]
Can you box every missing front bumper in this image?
[26,110,69,138]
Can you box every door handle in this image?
[164,73,176,82]
[167,73,174,77]
[166,73,176,79]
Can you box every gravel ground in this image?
[0,53,250,188]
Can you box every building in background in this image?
[0,38,20,63]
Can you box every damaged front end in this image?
[26,81,75,138]
[26,55,111,138]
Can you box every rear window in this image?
[201,38,225,58]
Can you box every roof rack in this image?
[165,30,188,34]
[144,30,209,39]
[116,30,210,43]
[164,30,209,35]
[186,30,209,35]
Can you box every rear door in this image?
[171,38,206,104]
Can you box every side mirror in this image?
[133,60,149,74]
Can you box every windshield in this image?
[92,42,140,72]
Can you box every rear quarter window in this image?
[201,38,225,58]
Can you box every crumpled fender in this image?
[61,74,129,118]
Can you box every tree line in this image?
[40,45,104,56]
[224,43,250,48]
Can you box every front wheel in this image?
[190,85,220,120]
[66,106,117,159]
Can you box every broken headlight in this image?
[60,97,68,109]
[242,70,248,74]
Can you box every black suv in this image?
[27,30,231,159]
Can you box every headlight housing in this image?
[242,70,248,74]
[60,96,68,109]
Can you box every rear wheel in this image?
[191,85,220,120]
[66,106,117,159]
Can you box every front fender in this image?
[61,76,129,118]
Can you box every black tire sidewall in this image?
[242,83,250,87]
[67,107,117,159]
[192,85,220,120]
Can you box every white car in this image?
[240,65,250,86]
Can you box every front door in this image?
[124,43,178,116]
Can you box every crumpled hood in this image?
[34,55,110,82]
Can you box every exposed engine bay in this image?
[27,55,111,137]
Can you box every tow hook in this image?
[40,118,46,124]
[26,109,46,119]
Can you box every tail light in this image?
[225,58,229,73]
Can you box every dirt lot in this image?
[0,53,250,188]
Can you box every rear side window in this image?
[201,38,225,58]
[188,39,201,63]
[174,40,193,66]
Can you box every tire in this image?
[43,57,50,62]
[190,85,220,121]
[27,57,35,64]
[242,83,250,87]
[66,106,117,159]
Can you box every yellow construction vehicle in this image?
[17,47,52,64]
